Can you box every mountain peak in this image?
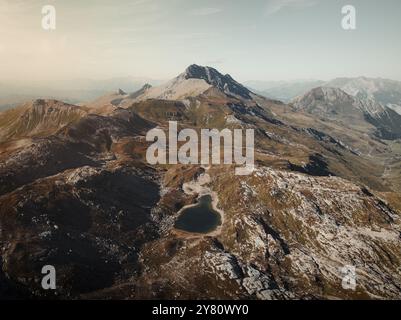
[291,86,359,117]
[183,64,217,79]
[141,83,152,90]
[0,99,86,142]
[126,65,256,102]
[128,83,152,99]
[291,86,401,140]
[293,87,355,107]
[181,64,253,100]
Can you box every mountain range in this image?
[0,77,164,111]
[246,77,401,116]
[291,86,401,140]
[0,65,400,300]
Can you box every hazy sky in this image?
[1,0,401,84]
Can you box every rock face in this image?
[292,87,401,140]
[0,66,401,300]
[0,99,87,142]
[325,76,401,110]
[212,167,401,299]
[118,64,259,104]
[245,77,401,113]
[183,64,254,100]
[129,83,152,99]
[292,87,356,113]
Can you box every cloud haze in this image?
[265,0,319,15]
[0,0,400,85]
[189,7,222,16]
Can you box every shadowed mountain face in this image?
[0,65,401,299]
[183,64,254,100]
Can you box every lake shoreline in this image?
[173,172,224,238]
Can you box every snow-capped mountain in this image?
[325,77,401,115]
[247,77,401,115]
[292,87,401,140]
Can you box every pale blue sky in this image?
[0,0,400,83]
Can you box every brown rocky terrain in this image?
[0,65,400,299]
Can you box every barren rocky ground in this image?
[1,65,400,299]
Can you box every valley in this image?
[0,65,400,300]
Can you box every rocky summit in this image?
[0,65,401,300]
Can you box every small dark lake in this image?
[174,195,222,234]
